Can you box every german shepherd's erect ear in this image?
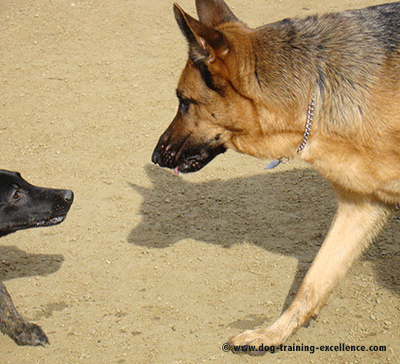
[195,0,238,26]
[173,0,238,71]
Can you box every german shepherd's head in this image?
[152,0,268,174]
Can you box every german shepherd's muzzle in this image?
[152,97,227,174]
[152,122,226,174]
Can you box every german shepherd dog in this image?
[0,170,73,346]
[152,0,400,353]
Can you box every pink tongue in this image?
[173,167,180,176]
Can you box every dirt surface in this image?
[0,0,399,363]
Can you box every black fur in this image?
[0,170,73,346]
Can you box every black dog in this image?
[0,170,73,346]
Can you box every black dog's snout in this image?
[62,190,74,204]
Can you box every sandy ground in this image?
[0,0,399,363]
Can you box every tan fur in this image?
[151,0,400,353]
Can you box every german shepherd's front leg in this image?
[229,195,391,354]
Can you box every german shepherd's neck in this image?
[236,5,400,162]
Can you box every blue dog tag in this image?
[265,159,283,170]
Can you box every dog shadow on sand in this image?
[0,246,63,282]
[129,164,400,305]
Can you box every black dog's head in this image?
[0,170,74,236]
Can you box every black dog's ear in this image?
[196,0,239,27]
[174,3,230,66]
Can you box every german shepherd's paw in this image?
[228,327,285,356]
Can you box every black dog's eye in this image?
[11,184,21,200]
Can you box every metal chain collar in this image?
[265,94,315,170]
[297,94,315,153]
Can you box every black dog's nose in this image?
[62,190,74,204]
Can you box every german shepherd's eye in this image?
[177,91,196,115]
[179,97,191,114]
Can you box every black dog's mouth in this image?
[1,215,69,236]
[0,215,69,237]
[35,215,67,227]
